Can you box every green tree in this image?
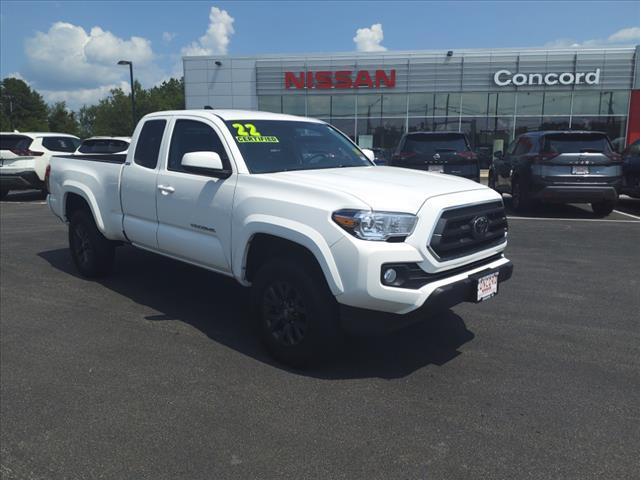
[77,105,98,139]
[0,77,49,132]
[48,101,79,136]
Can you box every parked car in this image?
[75,136,131,156]
[489,131,622,216]
[370,147,389,165]
[0,132,80,199]
[390,132,480,182]
[48,110,512,367]
[620,139,640,198]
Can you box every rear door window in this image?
[134,120,167,169]
[543,134,612,154]
[513,137,534,155]
[42,137,80,152]
[402,134,469,156]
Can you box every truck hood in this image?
[270,166,487,213]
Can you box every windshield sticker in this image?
[236,136,279,143]
[232,122,278,143]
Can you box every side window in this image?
[506,139,518,155]
[168,119,229,173]
[134,120,166,169]
[514,137,532,155]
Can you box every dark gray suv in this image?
[489,131,622,216]
[391,132,480,182]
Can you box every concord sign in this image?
[493,68,601,87]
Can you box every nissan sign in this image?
[493,68,601,87]
[284,70,396,89]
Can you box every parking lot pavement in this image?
[1,200,639,480]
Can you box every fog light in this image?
[383,268,397,284]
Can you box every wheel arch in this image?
[62,184,105,233]
[234,217,344,296]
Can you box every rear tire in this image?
[252,257,341,368]
[591,201,615,217]
[511,178,532,213]
[68,210,115,278]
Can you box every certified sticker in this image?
[232,123,279,143]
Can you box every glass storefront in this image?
[258,89,630,163]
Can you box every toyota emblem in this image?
[471,215,489,239]
[433,153,441,160]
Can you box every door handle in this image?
[157,185,175,194]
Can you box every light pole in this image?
[118,60,136,128]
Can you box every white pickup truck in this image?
[48,110,513,366]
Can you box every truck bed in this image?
[48,154,127,241]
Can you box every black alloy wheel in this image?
[262,280,308,346]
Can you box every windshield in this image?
[402,134,469,156]
[225,120,371,173]
[78,139,129,154]
[543,134,612,154]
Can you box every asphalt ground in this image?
[1,191,639,479]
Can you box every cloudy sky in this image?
[1,1,638,110]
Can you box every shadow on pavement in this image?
[38,245,474,380]
[1,190,47,202]
[616,195,640,216]
[502,194,640,220]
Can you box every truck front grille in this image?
[429,201,507,261]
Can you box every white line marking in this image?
[613,209,640,220]
[507,216,640,224]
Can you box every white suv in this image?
[0,132,80,198]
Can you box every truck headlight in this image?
[332,209,417,241]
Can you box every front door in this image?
[156,118,236,272]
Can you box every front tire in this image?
[69,210,115,278]
[591,200,615,217]
[252,258,341,368]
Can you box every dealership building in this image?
[184,45,640,158]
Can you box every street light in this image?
[118,60,136,129]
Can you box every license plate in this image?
[428,165,444,173]
[572,165,589,175]
[477,272,499,302]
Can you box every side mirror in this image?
[181,151,231,178]
[493,150,503,159]
[361,148,376,162]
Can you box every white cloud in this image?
[21,21,161,109]
[5,72,28,84]
[353,23,387,52]
[545,25,640,48]
[41,81,129,108]
[162,31,176,43]
[608,26,640,43]
[181,6,235,56]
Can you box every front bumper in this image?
[0,170,43,191]
[340,259,513,334]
